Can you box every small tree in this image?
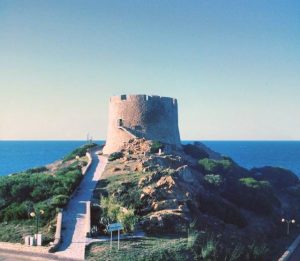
[100,196,137,233]
[118,208,137,233]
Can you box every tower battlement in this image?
[103,94,181,154]
[109,94,177,106]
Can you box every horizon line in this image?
[1,139,300,142]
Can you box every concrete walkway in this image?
[55,151,107,261]
[0,252,57,261]
[285,236,300,261]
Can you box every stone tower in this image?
[103,94,181,154]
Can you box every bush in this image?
[100,196,137,233]
[246,241,270,260]
[150,141,164,154]
[0,202,32,221]
[51,195,70,208]
[108,152,123,161]
[203,174,223,188]
[199,158,232,174]
[63,143,97,162]
[201,237,218,260]
[112,182,143,210]
[198,158,248,179]
[0,156,82,223]
[189,232,269,261]
[25,166,48,174]
[240,177,271,191]
[118,208,138,232]
[183,144,209,160]
[251,166,299,189]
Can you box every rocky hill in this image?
[92,138,300,260]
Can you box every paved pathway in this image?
[287,241,300,261]
[0,249,58,261]
[55,151,107,260]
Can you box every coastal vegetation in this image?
[86,233,269,261]
[0,143,93,244]
[63,143,97,162]
[0,163,82,222]
[1,140,299,259]
[90,140,300,260]
[93,172,142,234]
[100,196,137,233]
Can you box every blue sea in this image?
[0,141,300,177]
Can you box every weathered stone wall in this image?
[103,95,181,154]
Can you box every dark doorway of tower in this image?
[118,119,123,127]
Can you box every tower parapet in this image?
[103,94,181,154]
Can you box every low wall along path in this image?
[55,150,107,260]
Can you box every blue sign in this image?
[107,223,123,232]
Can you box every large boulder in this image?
[140,210,189,234]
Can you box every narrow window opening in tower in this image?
[121,95,127,100]
[118,119,123,127]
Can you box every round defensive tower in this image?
[103,94,181,154]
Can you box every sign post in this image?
[110,231,112,249]
[107,223,123,250]
[118,229,120,250]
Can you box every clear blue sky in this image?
[1,0,299,140]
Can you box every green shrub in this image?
[108,152,123,161]
[201,237,218,260]
[25,166,48,174]
[204,174,223,188]
[113,182,143,210]
[100,196,121,223]
[199,158,231,173]
[0,202,31,221]
[63,143,97,162]
[100,196,137,233]
[11,182,33,201]
[198,158,248,178]
[118,208,138,232]
[150,141,164,153]
[0,198,5,208]
[0,159,82,223]
[246,241,269,260]
[240,177,271,191]
[225,243,245,261]
[51,195,70,208]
